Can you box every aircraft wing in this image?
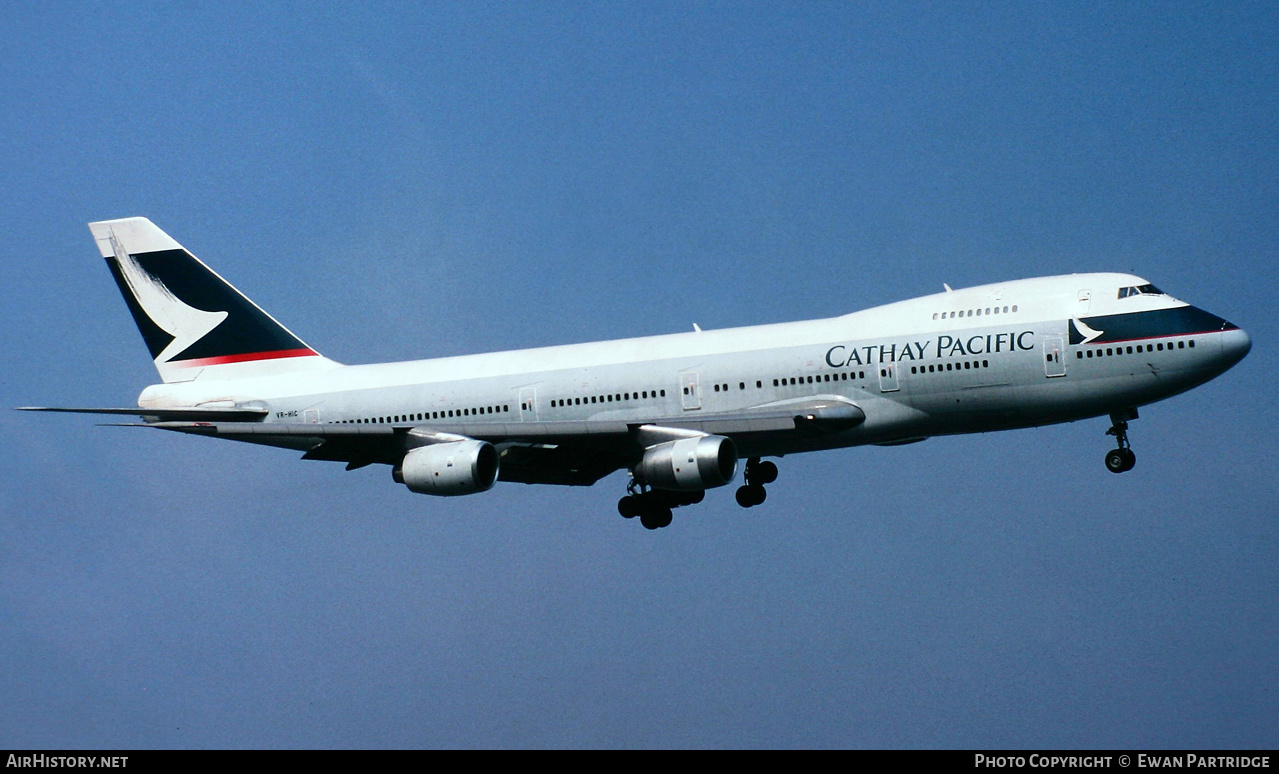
[66,397,864,487]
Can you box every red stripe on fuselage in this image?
[169,348,319,367]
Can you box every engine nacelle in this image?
[393,440,499,496]
[636,434,737,491]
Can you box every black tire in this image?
[736,484,766,507]
[1105,449,1128,473]
[618,496,638,518]
[640,506,673,530]
[755,460,778,485]
[1120,448,1137,472]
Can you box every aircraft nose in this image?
[1220,325,1252,366]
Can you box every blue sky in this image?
[1,2,1275,748]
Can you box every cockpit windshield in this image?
[1118,284,1164,299]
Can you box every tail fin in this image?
[89,217,340,383]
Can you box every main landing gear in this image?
[617,481,704,530]
[735,457,778,508]
[618,457,782,528]
[1105,409,1138,474]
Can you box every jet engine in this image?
[636,434,737,491]
[393,440,499,496]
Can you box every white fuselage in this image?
[136,272,1250,460]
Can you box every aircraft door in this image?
[679,371,701,410]
[304,408,320,424]
[878,362,900,392]
[1043,335,1066,378]
[519,387,538,421]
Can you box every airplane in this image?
[21,217,1251,530]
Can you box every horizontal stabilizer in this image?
[16,406,269,422]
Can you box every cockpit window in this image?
[1118,284,1164,299]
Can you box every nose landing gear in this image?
[735,457,778,508]
[1105,409,1138,473]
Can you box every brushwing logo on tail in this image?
[109,231,229,366]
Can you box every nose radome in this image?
[1221,326,1251,365]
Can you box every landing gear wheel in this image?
[617,495,638,518]
[745,457,779,486]
[639,506,673,530]
[738,458,776,507]
[1105,448,1136,474]
[754,460,778,485]
[1104,410,1138,474]
[735,484,766,508]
